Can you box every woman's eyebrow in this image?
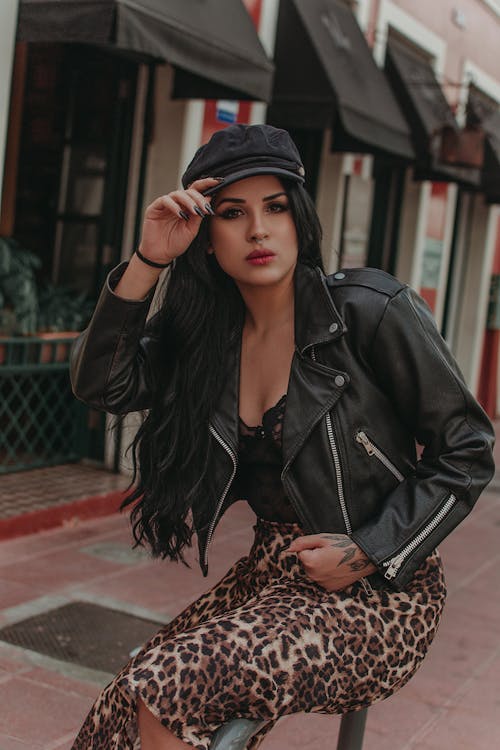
[263,192,287,201]
[216,192,287,207]
[216,197,245,206]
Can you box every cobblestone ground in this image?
[0,459,499,748]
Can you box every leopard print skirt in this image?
[71,517,446,750]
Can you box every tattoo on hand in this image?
[338,548,356,566]
[320,533,371,572]
[320,534,352,548]
[349,559,372,571]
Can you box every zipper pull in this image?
[359,577,374,596]
[383,553,405,580]
[355,431,375,456]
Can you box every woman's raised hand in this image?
[138,177,221,265]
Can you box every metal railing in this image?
[0,335,88,474]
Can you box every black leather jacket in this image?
[70,261,495,589]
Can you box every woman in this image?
[70,124,494,750]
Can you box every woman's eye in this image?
[266,202,289,213]
[219,207,243,219]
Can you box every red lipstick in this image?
[246,248,276,265]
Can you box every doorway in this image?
[14,43,137,299]
[8,43,138,468]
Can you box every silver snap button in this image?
[334,375,345,387]
[329,322,338,333]
[334,272,346,280]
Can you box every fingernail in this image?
[205,203,215,215]
[211,177,224,182]
[193,206,205,218]
[179,210,189,221]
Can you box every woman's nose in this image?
[247,212,269,243]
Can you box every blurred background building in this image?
[0,0,499,480]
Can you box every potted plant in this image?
[0,236,94,364]
[0,237,41,364]
[0,237,40,334]
[37,284,95,362]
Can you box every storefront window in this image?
[420,182,449,313]
[338,172,374,269]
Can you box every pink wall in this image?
[388,0,500,109]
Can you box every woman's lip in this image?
[246,255,275,265]
[246,249,275,260]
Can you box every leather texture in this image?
[70,261,495,588]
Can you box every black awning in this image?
[385,38,480,186]
[267,0,414,161]
[468,93,500,204]
[17,0,273,102]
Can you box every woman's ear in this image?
[207,244,215,255]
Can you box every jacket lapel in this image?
[280,263,348,465]
[294,263,346,354]
[282,350,348,470]
[210,263,348,460]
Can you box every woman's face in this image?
[208,175,298,288]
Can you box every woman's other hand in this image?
[286,533,377,591]
[138,177,221,265]
[114,178,220,299]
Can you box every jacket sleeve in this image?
[70,262,161,414]
[350,285,495,587]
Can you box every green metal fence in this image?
[0,336,88,474]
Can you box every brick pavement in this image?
[0,465,129,520]
[0,453,499,748]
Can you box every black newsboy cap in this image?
[181,124,305,196]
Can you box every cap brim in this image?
[201,167,304,196]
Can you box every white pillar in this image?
[0,1,18,206]
[143,64,188,202]
[250,0,280,125]
[178,100,205,178]
[454,201,499,394]
[395,175,430,291]
[121,64,150,261]
[315,130,347,273]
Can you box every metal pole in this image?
[336,709,368,750]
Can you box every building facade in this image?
[0,0,499,475]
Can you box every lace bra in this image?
[230,394,301,523]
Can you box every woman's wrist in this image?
[135,247,173,269]
[114,253,164,300]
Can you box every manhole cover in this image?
[0,601,163,673]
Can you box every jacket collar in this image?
[294,262,346,354]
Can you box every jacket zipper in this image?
[310,347,351,535]
[325,411,351,535]
[204,425,238,568]
[355,431,404,482]
[310,347,373,594]
[382,493,457,580]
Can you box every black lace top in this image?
[231,394,301,523]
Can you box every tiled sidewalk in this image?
[0,483,499,749]
[0,464,130,542]
[0,464,129,519]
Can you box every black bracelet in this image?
[134,248,173,269]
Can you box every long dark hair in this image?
[122,181,324,563]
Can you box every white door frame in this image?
[374,1,457,326]
[0,1,19,208]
